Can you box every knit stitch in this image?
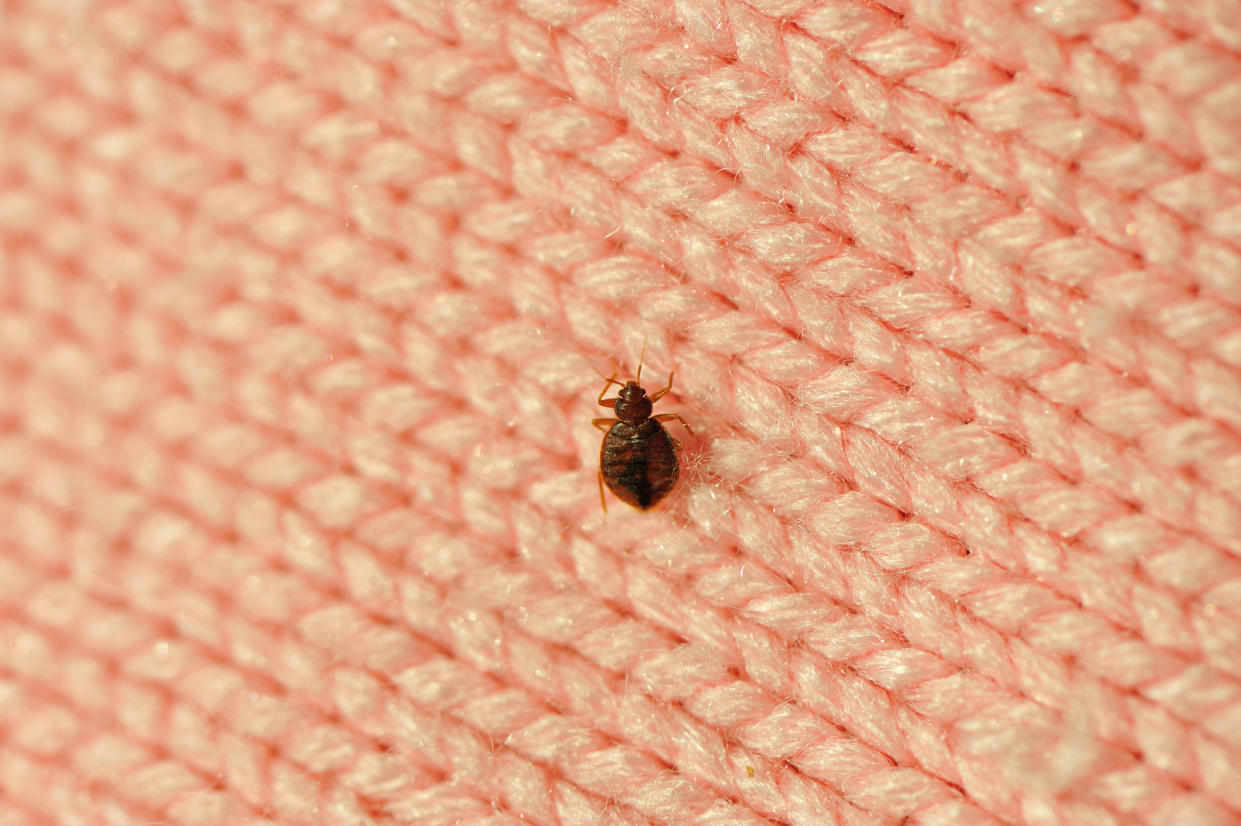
[2,1,1240,824]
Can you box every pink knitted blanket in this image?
[4,1,1241,824]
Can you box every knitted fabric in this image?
[3,0,1241,824]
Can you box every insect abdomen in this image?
[600,421,679,509]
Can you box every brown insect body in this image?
[601,387,678,509]
[593,368,690,511]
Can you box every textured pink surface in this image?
[3,0,1241,824]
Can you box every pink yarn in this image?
[3,0,1241,823]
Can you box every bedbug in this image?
[592,352,691,511]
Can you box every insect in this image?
[592,350,691,511]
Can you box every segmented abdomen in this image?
[600,421,679,509]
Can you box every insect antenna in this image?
[635,337,648,384]
[589,358,618,382]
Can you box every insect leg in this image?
[654,412,693,437]
[597,470,608,513]
[597,372,624,407]
[592,417,618,432]
[650,370,676,401]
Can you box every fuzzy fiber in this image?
[3,1,1241,824]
